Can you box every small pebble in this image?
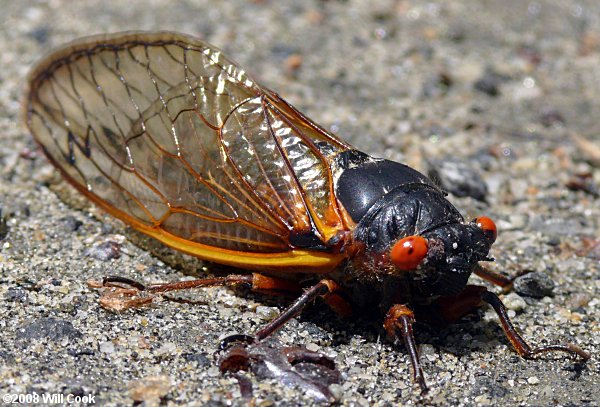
[62,215,83,231]
[17,317,82,342]
[128,375,171,402]
[328,384,343,400]
[156,342,177,356]
[99,341,115,354]
[475,395,491,405]
[182,352,211,367]
[84,240,121,261]
[256,306,278,319]
[420,344,437,362]
[427,158,488,201]
[305,342,320,352]
[5,287,27,302]
[567,293,591,310]
[527,376,540,385]
[513,272,555,298]
[503,293,527,312]
[474,69,507,96]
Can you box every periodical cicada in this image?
[23,32,590,396]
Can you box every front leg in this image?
[480,290,590,360]
[435,285,590,360]
[384,304,428,393]
[474,264,539,293]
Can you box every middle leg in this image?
[218,278,349,367]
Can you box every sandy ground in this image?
[0,1,598,406]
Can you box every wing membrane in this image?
[25,31,352,268]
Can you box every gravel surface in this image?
[1,1,598,406]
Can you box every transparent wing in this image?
[24,31,352,261]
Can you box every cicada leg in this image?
[90,274,350,364]
[384,304,428,394]
[283,346,337,369]
[433,285,590,360]
[474,265,543,295]
[88,274,256,312]
[218,279,349,371]
[215,278,348,402]
[473,264,514,291]
[90,274,349,399]
[89,273,350,312]
[480,290,590,361]
[251,279,349,340]
[433,284,488,324]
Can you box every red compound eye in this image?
[474,216,497,242]
[391,236,429,271]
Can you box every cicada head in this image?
[352,186,496,299]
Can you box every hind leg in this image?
[89,273,302,311]
[91,273,351,363]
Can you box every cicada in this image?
[23,31,589,394]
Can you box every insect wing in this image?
[24,32,351,270]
